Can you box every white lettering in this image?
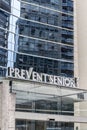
[21,69,25,79]
[70,79,76,87]
[57,77,63,86]
[64,78,70,87]
[8,68,14,77]
[7,67,77,88]
[43,73,48,83]
[26,67,33,79]
[54,76,58,85]
[37,73,42,82]
[48,75,54,84]
[15,68,20,78]
[32,72,37,81]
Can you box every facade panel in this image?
[1,0,87,130]
[0,0,74,77]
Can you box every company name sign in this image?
[7,67,77,88]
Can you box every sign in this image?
[7,67,77,88]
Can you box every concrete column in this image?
[0,83,2,129]
[75,0,87,129]
[0,80,16,130]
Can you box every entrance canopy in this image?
[12,80,87,101]
[11,80,87,116]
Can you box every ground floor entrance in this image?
[16,119,74,130]
[1,79,87,130]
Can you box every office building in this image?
[0,0,10,76]
[74,0,87,129]
[0,0,87,130]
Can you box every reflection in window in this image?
[16,120,74,130]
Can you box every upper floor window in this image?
[2,0,10,5]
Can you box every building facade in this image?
[0,0,10,76]
[0,0,87,130]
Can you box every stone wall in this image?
[0,80,16,130]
